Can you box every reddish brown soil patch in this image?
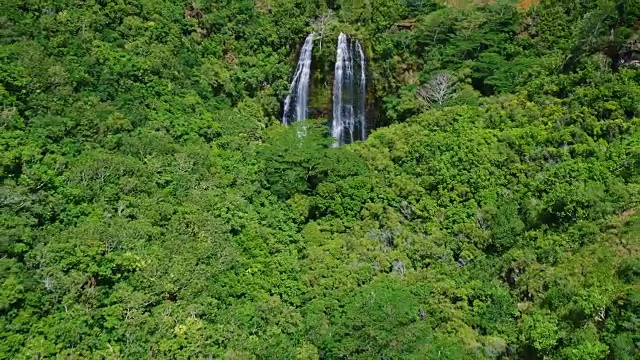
[440,0,539,10]
[518,0,539,10]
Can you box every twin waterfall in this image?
[282,32,367,146]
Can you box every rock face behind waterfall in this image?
[332,33,367,146]
[282,33,314,125]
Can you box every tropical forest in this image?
[1,0,640,358]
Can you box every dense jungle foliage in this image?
[1,0,640,358]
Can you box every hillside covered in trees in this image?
[1,0,640,358]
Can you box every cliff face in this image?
[621,32,640,68]
[308,45,334,120]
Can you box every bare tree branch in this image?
[417,72,456,108]
[311,10,335,52]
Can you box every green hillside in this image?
[1,0,639,358]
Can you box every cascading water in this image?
[282,33,314,125]
[355,40,366,141]
[283,32,367,144]
[331,33,351,145]
[332,33,367,146]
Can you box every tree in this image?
[417,72,457,108]
[310,10,335,52]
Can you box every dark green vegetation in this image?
[2,0,640,358]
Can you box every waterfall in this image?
[282,33,314,125]
[332,33,367,146]
[332,33,351,146]
[356,40,366,141]
[282,32,368,145]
